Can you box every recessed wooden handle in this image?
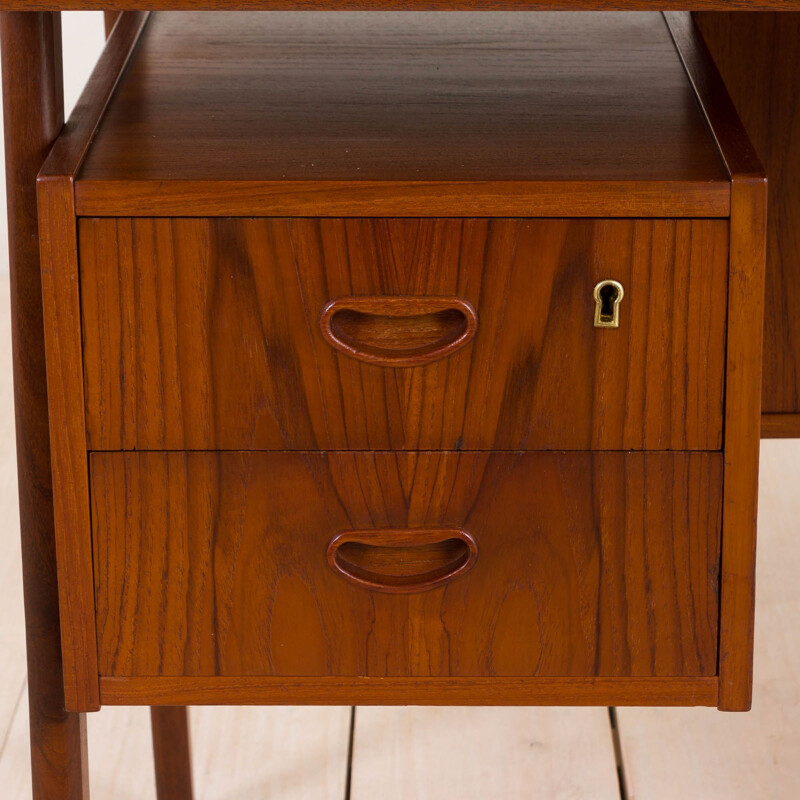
[327,528,478,594]
[319,296,478,367]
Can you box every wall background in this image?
[0,11,105,275]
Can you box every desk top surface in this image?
[2,1,800,12]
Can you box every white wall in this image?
[0,11,105,275]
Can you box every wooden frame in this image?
[694,13,800,436]
[36,8,150,713]
[0,3,779,797]
[666,11,767,711]
[762,413,800,437]
[100,676,720,707]
[35,10,766,713]
[73,179,732,218]
[37,170,99,711]
[0,10,92,800]
[33,15,194,797]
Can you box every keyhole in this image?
[593,280,624,328]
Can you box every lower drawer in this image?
[91,451,721,679]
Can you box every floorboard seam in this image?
[0,679,26,763]
[343,706,356,800]
[608,706,630,800]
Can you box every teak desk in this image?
[0,3,795,799]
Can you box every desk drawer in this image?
[80,217,728,451]
[91,450,721,679]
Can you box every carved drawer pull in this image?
[319,296,478,367]
[327,528,478,594]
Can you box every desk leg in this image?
[152,707,195,800]
[0,12,89,800]
[103,11,120,38]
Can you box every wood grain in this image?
[103,9,120,36]
[319,296,478,368]
[48,9,731,219]
[327,528,479,593]
[761,413,800,438]
[151,707,194,800]
[31,7,152,716]
[98,676,720,707]
[8,316,800,794]
[664,13,765,182]
[74,179,732,219]
[667,10,768,712]
[91,450,722,681]
[37,174,99,713]
[615,439,800,798]
[72,12,730,218]
[38,9,148,179]
[80,217,729,452]
[718,174,768,710]
[0,10,91,798]
[694,13,800,426]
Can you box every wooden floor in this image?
[0,272,798,798]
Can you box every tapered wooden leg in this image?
[151,707,195,800]
[0,11,89,800]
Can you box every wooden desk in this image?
[0,4,794,799]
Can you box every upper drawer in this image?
[79,217,728,451]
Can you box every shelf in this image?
[74,11,731,216]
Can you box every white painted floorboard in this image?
[350,706,621,800]
[83,705,352,800]
[190,706,352,800]
[0,692,35,800]
[0,277,27,764]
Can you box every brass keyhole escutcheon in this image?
[593,280,624,328]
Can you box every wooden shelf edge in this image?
[664,11,765,183]
[73,179,731,218]
[761,413,800,439]
[39,10,149,180]
[99,676,720,707]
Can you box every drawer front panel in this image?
[91,451,721,679]
[80,218,728,451]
